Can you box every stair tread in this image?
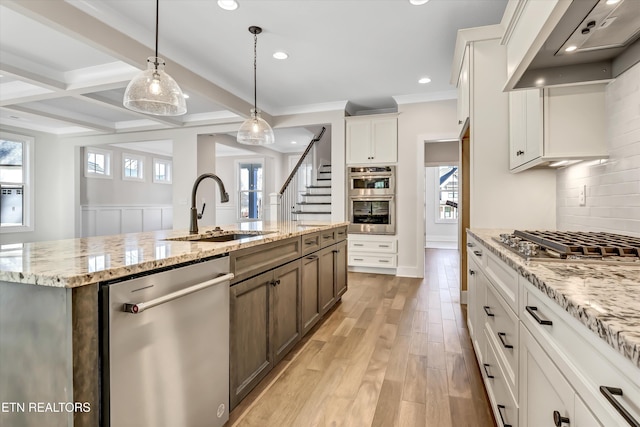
[307,185,331,188]
[297,202,332,205]
[293,211,332,214]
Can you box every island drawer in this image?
[484,328,519,427]
[231,236,301,283]
[302,232,321,255]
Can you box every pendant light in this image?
[237,26,275,145]
[123,0,187,116]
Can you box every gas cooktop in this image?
[493,230,640,264]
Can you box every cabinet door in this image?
[371,117,397,163]
[346,120,372,164]
[271,260,302,363]
[509,90,527,169]
[457,46,470,134]
[334,240,348,298]
[230,270,273,409]
[318,246,336,315]
[301,253,321,335]
[574,395,602,427]
[520,325,574,427]
[522,89,542,164]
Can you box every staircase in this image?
[293,165,332,222]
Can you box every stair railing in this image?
[277,126,326,222]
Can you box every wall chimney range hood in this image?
[513,0,640,89]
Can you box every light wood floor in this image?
[228,249,494,427]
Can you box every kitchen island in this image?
[0,221,348,427]
[466,229,640,427]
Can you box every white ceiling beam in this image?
[1,0,269,122]
[81,93,184,127]
[5,105,116,133]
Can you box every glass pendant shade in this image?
[237,109,275,145]
[123,57,187,116]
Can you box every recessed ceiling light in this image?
[410,0,430,5]
[217,0,238,11]
[273,51,289,60]
[418,77,431,84]
[291,141,297,144]
[535,78,545,86]
[606,0,620,4]
[565,45,577,52]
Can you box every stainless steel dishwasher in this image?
[102,255,233,427]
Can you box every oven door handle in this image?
[123,273,234,314]
[350,196,394,201]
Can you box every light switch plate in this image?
[579,185,586,206]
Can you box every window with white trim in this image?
[123,153,145,181]
[435,166,458,223]
[153,158,172,184]
[1,133,33,232]
[85,147,112,178]
[237,160,263,221]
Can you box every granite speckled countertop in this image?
[468,229,640,368]
[0,221,348,288]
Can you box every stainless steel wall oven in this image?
[348,166,396,235]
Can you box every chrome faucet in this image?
[190,173,230,234]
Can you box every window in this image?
[153,158,172,184]
[238,161,263,220]
[436,166,458,222]
[1,133,33,232]
[123,153,145,181]
[85,147,112,178]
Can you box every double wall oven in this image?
[348,166,395,235]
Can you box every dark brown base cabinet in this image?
[230,227,347,410]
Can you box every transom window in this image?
[123,153,145,181]
[153,158,172,184]
[1,133,33,232]
[85,147,112,178]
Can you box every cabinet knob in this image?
[516,150,524,156]
[469,270,476,275]
[553,411,570,427]
[458,120,462,125]
[271,279,281,287]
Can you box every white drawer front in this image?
[521,279,640,427]
[485,282,519,398]
[348,254,397,268]
[485,329,519,427]
[485,249,518,313]
[348,239,397,253]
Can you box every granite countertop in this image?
[0,221,348,289]
[468,229,640,368]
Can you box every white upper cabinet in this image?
[509,84,608,172]
[346,114,398,164]
[457,46,470,135]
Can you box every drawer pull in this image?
[323,234,332,239]
[553,411,570,427]
[526,306,553,326]
[467,242,475,247]
[600,386,640,427]
[332,249,340,254]
[483,306,495,317]
[378,244,390,248]
[305,240,316,245]
[473,250,482,257]
[498,332,513,349]
[353,243,364,247]
[306,255,318,260]
[379,259,390,263]
[354,258,364,261]
[496,404,512,427]
[482,363,494,379]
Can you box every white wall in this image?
[1,126,75,244]
[556,62,640,236]
[397,99,459,277]
[470,38,556,230]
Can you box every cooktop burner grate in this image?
[513,230,640,258]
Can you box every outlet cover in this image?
[579,185,586,206]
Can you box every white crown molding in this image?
[269,100,349,117]
[393,90,458,105]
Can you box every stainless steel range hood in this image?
[513,0,640,89]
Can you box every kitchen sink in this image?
[166,231,274,243]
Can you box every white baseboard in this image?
[425,236,458,249]
[348,266,396,276]
[395,266,422,278]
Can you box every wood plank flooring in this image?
[228,249,494,427]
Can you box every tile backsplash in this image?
[556,62,640,237]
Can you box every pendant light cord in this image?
[154,0,159,69]
[253,32,257,112]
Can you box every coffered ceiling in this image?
[0,0,508,146]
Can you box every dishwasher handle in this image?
[123,272,234,314]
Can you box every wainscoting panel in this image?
[81,205,173,237]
